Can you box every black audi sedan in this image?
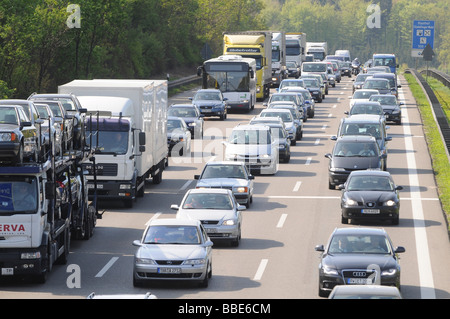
[325,135,387,189]
[339,170,403,225]
[315,227,405,297]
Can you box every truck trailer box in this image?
[58,80,168,206]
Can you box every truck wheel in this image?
[152,165,163,184]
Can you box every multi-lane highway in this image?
[0,75,449,300]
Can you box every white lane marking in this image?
[254,259,268,280]
[321,125,327,130]
[328,113,332,117]
[399,86,436,299]
[315,139,320,145]
[293,181,302,192]
[333,104,337,109]
[145,212,161,226]
[180,180,193,191]
[305,157,312,165]
[95,257,119,278]
[277,214,288,228]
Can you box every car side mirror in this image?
[132,240,142,247]
[315,245,325,252]
[194,175,200,180]
[338,184,345,190]
[325,153,332,159]
[170,204,179,210]
[396,186,403,191]
[237,205,246,211]
[394,246,405,253]
[248,175,254,180]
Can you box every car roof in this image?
[233,124,270,131]
[351,101,382,106]
[196,89,220,93]
[205,161,245,167]
[342,114,383,123]
[333,227,387,236]
[365,78,390,82]
[169,104,196,108]
[330,285,401,297]
[372,73,395,78]
[348,170,391,177]
[336,135,377,142]
[261,108,291,113]
[353,89,379,94]
[187,188,232,195]
[148,218,201,227]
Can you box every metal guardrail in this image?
[420,69,450,89]
[168,74,201,89]
[406,68,450,158]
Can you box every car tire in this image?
[341,215,349,224]
[328,181,335,190]
[318,284,329,298]
[199,263,211,288]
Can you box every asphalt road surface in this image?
[1,75,449,300]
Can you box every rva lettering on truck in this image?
[58,80,168,208]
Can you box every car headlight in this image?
[135,258,156,265]
[235,186,248,193]
[222,219,236,226]
[330,167,345,172]
[261,154,271,158]
[120,184,131,190]
[381,268,397,276]
[21,252,41,259]
[344,198,358,206]
[322,266,339,276]
[0,132,17,142]
[183,258,206,265]
[188,122,196,127]
[384,200,396,206]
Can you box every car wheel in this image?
[392,216,399,225]
[328,181,335,190]
[290,139,296,146]
[318,283,329,298]
[231,226,241,247]
[199,263,211,287]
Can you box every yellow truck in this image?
[223,31,272,101]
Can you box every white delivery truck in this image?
[306,42,328,61]
[286,32,307,69]
[58,79,168,208]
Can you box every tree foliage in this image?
[0,0,448,98]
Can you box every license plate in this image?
[362,209,380,214]
[202,109,212,113]
[157,267,181,274]
[205,227,217,233]
[88,184,103,189]
[1,268,13,276]
[347,278,372,284]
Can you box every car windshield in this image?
[363,80,390,90]
[0,178,38,213]
[261,111,292,122]
[36,105,50,119]
[286,61,297,68]
[280,81,304,89]
[194,92,221,101]
[0,108,18,125]
[143,225,201,245]
[347,176,394,191]
[303,79,319,87]
[353,91,378,99]
[303,63,327,72]
[182,193,232,210]
[270,94,297,105]
[168,108,197,117]
[370,95,397,105]
[167,119,184,132]
[87,131,128,155]
[45,102,63,117]
[334,142,379,157]
[350,104,383,116]
[229,129,271,145]
[341,123,382,140]
[355,74,372,82]
[328,234,391,254]
[201,165,246,179]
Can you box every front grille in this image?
[155,260,183,265]
[201,220,219,225]
[83,163,118,176]
[342,269,377,284]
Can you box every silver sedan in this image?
[132,218,213,287]
[172,188,245,247]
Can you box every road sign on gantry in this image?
[411,20,435,58]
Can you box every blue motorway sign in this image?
[412,20,435,50]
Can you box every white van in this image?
[335,50,351,62]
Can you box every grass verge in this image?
[404,72,450,234]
